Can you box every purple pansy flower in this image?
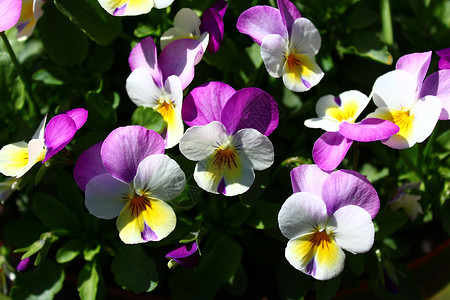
[73,126,186,244]
[0,108,88,178]
[278,164,379,280]
[161,0,227,53]
[126,36,204,149]
[179,82,278,196]
[437,48,450,70]
[304,90,399,171]
[237,0,323,92]
[0,0,21,32]
[166,241,200,269]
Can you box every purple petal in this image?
[210,0,227,18]
[182,81,236,127]
[0,0,22,32]
[17,256,35,272]
[101,126,165,183]
[65,108,88,130]
[166,241,199,268]
[312,132,353,171]
[73,142,107,191]
[277,0,301,36]
[290,164,331,196]
[43,115,77,162]
[321,169,380,218]
[439,56,450,70]
[221,88,279,136]
[129,36,162,86]
[437,48,450,58]
[236,6,288,46]
[141,223,158,241]
[395,51,432,91]
[200,8,224,53]
[419,69,450,120]
[113,4,127,16]
[159,39,204,89]
[339,119,399,142]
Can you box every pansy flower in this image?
[16,0,45,40]
[437,48,450,70]
[0,0,21,32]
[98,0,173,16]
[126,36,204,148]
[166,240,200,269]
[237,0,323,92]
[179,82,278,196]
[0,108,88,178]
[367,52,444,148]
[278,164,379,280]
[73,126,185,244]
[160,0,227,53]
[304,90,399,171]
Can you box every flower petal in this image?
[277,0,301,36]
[261,34,288,78]
[312,132,353,171]
[98,0,153,16]
[159,75,184,148]
[128,36,162,85]
[236,5,288,46]
[289,18,321,57]
[410,95,442,143]
[182,81,236,127]
[73,142,107,191]
[439,56,450,70]
[31,115,47,140]
[331,205,375,254]
[321,169,380,218]
[85,173,131,219]
[371,70,417,110]
[65,108,88,130]
[278,192,328,239]
[133,154,185,201]
[221,87,279,136]
[43,114,77,162]
[166,241,199,268]
[101,126,165,183]
[282,53,324,92]
[395,51,431,91]
[153,0,174,9]
[210,0,227,18]
[159,38,204,89]
[126,67,163,108]
[285,232,345,281]
[419,69,450,120]
[179,121,229,161]
[231,128,274,171]
[173,8,201,33]
[200,6,224,53]
[0,0,21,32]
[117,197,176,243]
[290,164,331,196]
[339,118,399,142]
[0,142,30,177]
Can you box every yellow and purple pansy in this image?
[278,164,379,280]
[15,0,45,40]
[73,126,186,244]
[98,0,173,16]
[237,0,323,92]
[179,82,278,196]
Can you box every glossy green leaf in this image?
[77,261,100,300]
[85,91,117,129]
[56,239,84,263]
[131,106,165,133]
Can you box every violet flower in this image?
[166,241,200,269]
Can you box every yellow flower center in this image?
[389,109,414,136]
[155,98,174,120]
[128,194,152,217]
[325,101,358,123]
[212,146,238,170]
[309,229,332,249]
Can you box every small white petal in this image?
[232,128,274,171]
[126,68,162,107]
[261,34,288,78]
[410,95,442,143]
[372,70,417,110]
[289,18,321,57]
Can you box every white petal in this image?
[85,173,131,219]
[160,27,193,50]
[173,8,201,35]
[278,192,328,240]
[282,53,324,92]
[133,154,185,201]
[289,18,321,57]
[371,70,417,110]
[410,95,442,143]
[31,115,47,140]
[304,117,339,132]
[153,0,174,9]
[331,205,375,254]
[232,128,274,171]
[0,142,29,177]
[261,34,288,78]
[179,121,229,161]
[126,68,162,107]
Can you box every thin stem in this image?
[1,32,36,117]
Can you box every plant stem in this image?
[0,32,36,117]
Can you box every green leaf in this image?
[83,243,101,261]
[56,171,85,217]
[33,193,81,233]
[77,261,100,300]
[276,259,311,300]
[55,0,123,46]
[10,260,65,300]
[374,210,408,241]
[85,47,114,74]
[56,239,84,263]
[315,274,342,300]
[111,244,159,293]
[437,130,450,151]
[85,91,117,129]
[32,67,73,85]
[346,9,379,29]
[246,201,281,229]
[223,266,247,296]
[38,5,88,67]
[131,106,165,133]
[224,202,251,227]
[337,32,393,65]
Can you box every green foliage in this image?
[131,106,165,133]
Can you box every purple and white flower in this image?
[0,108,88,178]
[278,164,379,280]
[437,48,450,70]
[237,0,323,92]
[98,0,173,16]
[73,126,185,244]
[166,240,200,269]
[179,82,278,196]
[15,0,45,40]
